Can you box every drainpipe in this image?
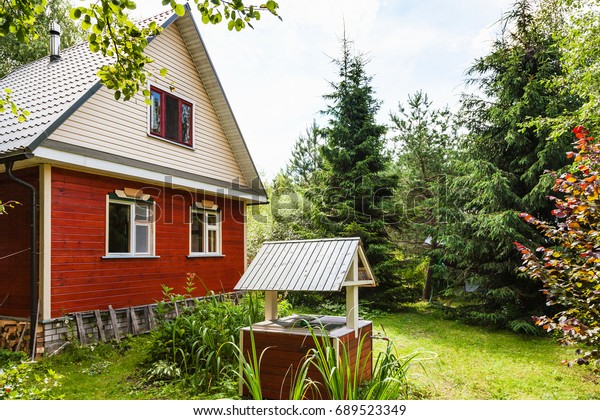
[5,161,37,360]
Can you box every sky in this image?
[134,0,515,180]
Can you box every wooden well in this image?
[234,238,377,400]
[240,316,372,399]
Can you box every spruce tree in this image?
[315,36,405,305]
[439,0,582,328]
[285,120,324,187]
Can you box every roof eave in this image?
[177,5,267,198]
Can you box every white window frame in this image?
[189,206,222,256]
[106,196,156,257]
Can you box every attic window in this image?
[149,86,193,147]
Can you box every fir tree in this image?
[315,36,405,305]
[286,120,323,187]
[439,0,582,328]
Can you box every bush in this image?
[1,361,61,400]
[516,127,600,367]
[144,288,291,391]
[0,349,26,367]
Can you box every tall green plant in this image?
[146,285,289,391]
[235,324,414,400]
[231,325,266,400]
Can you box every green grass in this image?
[32,304,600,399]
[374,303,600,399]
[38,336,236,399]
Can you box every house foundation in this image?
[1,292,243,356]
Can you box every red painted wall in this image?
[50,167,246,317]
[0,167,38,318]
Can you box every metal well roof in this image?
[234,238,376,292]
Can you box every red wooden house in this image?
[0,6,267,354]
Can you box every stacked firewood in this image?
[0,320,43,353]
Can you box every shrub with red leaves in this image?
[516,126,600,368]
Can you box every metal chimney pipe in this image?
[49,21,61,62]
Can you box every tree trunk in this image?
[422,258,433,301]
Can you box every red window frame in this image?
[149,86,193,147]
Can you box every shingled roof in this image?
[0,6,266,196]
[0,10,174,159]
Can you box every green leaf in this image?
[174,4,185,16]
[70,8,82,19]
[227,19,235,31]
[160,68,168,77]
[114,90,121,100]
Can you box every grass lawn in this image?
[34,303,600,400]
[38,337,236,400]
[373,303,600,399]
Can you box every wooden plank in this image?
[125,307,132,334]
[129,307,140,336]
[147,305,156,330]
[94,310,107,342]
[74,312,87,344]
[143,306,150,332]
[108,305,120,343]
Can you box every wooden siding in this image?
[49,23,247,187]
[241,322,373,399]
[49,167,246,317]
[0,167,39,318]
